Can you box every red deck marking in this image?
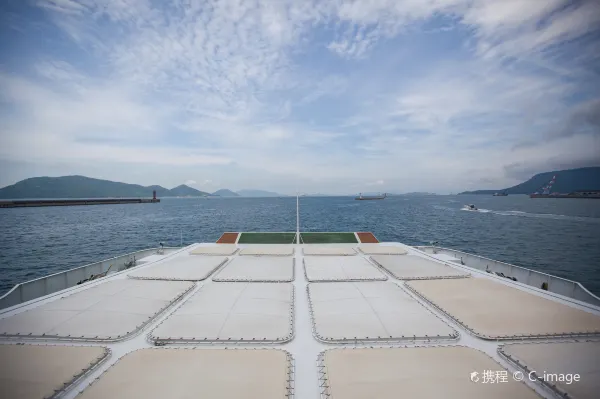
[357,232,379,243]
[216,232,239,244]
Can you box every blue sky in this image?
[0,0,599,194]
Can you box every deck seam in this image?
[352,282,392,338]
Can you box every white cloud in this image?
[0,0,598,193]
[466,0,600,62]
[366,180,384,186]
[36,0,89,15]
[184,180,197,186]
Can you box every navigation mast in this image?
[296,192,300,244]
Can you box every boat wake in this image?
[436,205,599,223]
[432,205,455,211]
[493,210,600,223]
[457,207,599,223]
[460,207,491,213]
[434,205,492,213]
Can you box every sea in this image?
[1,195,599,296]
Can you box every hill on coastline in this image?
[0,176,211,199]
[212,189,239,197]
[169,184,209,197]
[212,189,285,197]
[460,167,600,194]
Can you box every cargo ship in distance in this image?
[355,192,387,200]
[530,175,600,199]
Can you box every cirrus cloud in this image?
[0,0,598,193]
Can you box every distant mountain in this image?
[236,189,284,197]
[389,192,437,196]
[146,185,171,197]
[168,184,210,197]
[460,167,600,195]
[212,189,239,197]
[0,176,211,199]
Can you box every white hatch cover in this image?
[308,282,457,342]
[303,257,387,282]
[0,280,193,340]
[238,245,294,256]
[500,341,600,399]
[320,347,539,399]
[128,256,227,281]
[189,245,238,256]
[406,278,600,339]
[370,255,469,280]
[0,344,108,399]
[358,244,408,255]
[302,246,356,256]
[151,283,294,343]
[78,349,292,399]
[212,257,294,282]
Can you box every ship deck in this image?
[1,234,599,399]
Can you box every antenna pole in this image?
[296,192,300,244]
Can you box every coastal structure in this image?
[531,176,600,199]
[0,191,161,208]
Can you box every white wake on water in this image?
[494,210,600,222]
[436,204,599,223]
[458,207,599,223]
[460,207,491,213]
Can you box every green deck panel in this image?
[300,232,358,244]
[237,232,297,244]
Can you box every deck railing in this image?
[0,247,179,309]
[416,246,600,306]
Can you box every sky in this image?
[0,0,599,195]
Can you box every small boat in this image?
[493,191,508,196]
[463,204,478,211]
[355,193,387,200]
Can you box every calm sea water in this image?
[1,195,599,296]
